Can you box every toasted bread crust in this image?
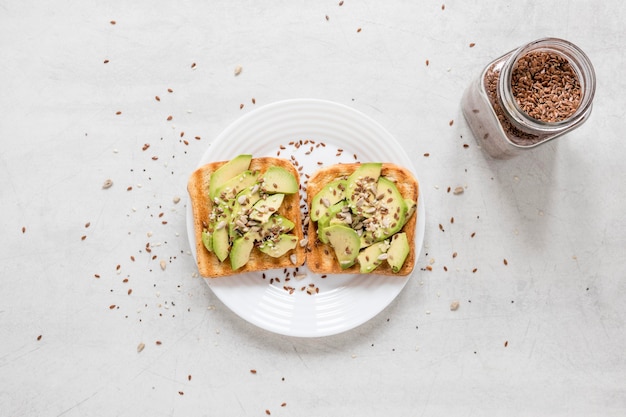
[188,157,305,278]
[305,163,419,276]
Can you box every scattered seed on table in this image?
[469,43,476,48]
[167,88,173,93]
[503,258,508,266]
[155,96,160,101]
[22,227,26,233]
[166,115,172,121]
[115,111,121,115]
[191,62,196,69]
[37,334,42,341]
[102,179,113,189]
[449,119,454,126]
[234,65,242,76]
[453,186,464,194]
[103,59,109,64]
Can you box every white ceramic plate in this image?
[186,98,425,337]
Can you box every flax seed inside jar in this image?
[461,38,596,158]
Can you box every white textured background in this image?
[1,1,625,416]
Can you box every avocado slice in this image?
[260,166,299,194]
[209,154,252,200]
[249,194,285,224]
[373,177,408,240]
[258,234,298,258]
[230,231,260,270]
[404,199,417,225]
[310,179,347,222]
[211,225,230,262]
[316,200,347,244]
[324,225,360,269]
[386,232,410,273]
[201,230,213,252]
[262,214,295,235]
[357,241,389,273]
[345,162,382,213]
[213,170,258,201]
[229,186,262,238]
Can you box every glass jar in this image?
[461,38,596,159]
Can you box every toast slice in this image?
[305,163,419,276]
[188,157,306,278]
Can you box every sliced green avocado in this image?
[324,225,360,269]
[357,241,389,273]
[213,170,258,201]
[209,154,252,200]
[249,194,285,224]
[310,179,347,222]
[386,232,410,273]
[262,214,295,234]
[345,162,382,213]
[260,166,299,194]
[201,230,213,253]
[372,177,408,241]
[404,198,417,226]
[230,231,260,270]
[316,200,347,244]
[258,234,298,258]
[211,225,230,262]
[229,186,262,238]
